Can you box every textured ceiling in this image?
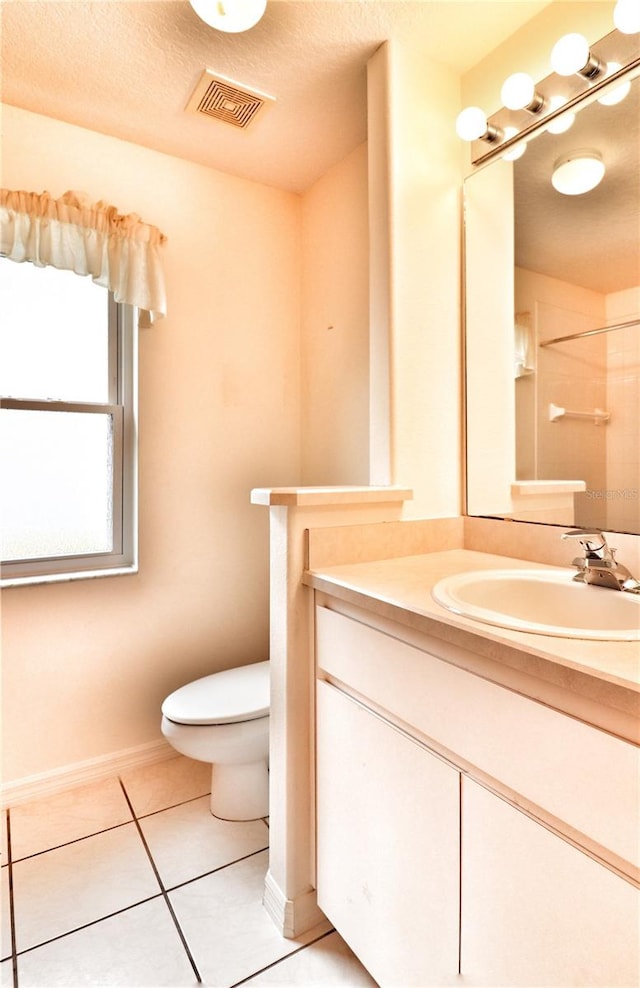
[515,76,640,295]
[1,0,550,193]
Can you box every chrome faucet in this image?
[562,529,640,593]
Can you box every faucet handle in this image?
[562,528,606,542]
[561,529,608,559]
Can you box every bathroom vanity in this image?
[251,488,639,984]
[305,550,639,987]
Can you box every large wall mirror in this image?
[465,41,639,535]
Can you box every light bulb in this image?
[551,33,590,76]
[614,0,640,34]
[501,73,541,111]
[546,95,575,134]
[552,152,605,195]
[189,0,267,33]
[501,73,533,110]
[501,127,527,161]
[456,106,489,141]
[597,64,632,105]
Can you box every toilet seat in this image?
[162,660,269,726]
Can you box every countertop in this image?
[250,485,413,506]
[304,549,640,740]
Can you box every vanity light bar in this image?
[466,28,640,166]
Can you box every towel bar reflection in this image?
[549,402,610,425]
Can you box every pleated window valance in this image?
[0,189,167,324]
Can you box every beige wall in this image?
[1,105,302,783]
[375,40,463,519]
[301,142,370,485]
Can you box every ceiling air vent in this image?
[185,70,275,129]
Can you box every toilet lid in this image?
[162,660,269,725]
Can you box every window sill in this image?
[1,563,138,589]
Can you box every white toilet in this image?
[161,660,270,821]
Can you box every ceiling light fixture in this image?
[551,152,605,195]
[188,0,267,33]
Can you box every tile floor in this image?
[1,756,377,987]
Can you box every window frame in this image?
[1,292,138,587]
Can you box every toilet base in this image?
[210,759,269,821]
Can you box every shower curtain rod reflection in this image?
[539,316,639,348]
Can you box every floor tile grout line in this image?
[133,791,212,823]
[13,894,165,959]
[227,927,338,988]
[7,774,274,985]
[164,844,270,894]
[8,819,135,866]
[8,789,213,864]
[115,778,270,891]
[4,777,360,988]
[6,810,19,988]
[118,779,203,985]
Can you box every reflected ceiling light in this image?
[550,33,604,78]
[545,95,576,134]
[455,106,501,143]
[501,127,527,161]
[597,63,632,105]
[188,0,267,32]
[551,151,605,195]
[501,73,544,112]
[614,0,640,34]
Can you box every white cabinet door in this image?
[316,681,460,987]
[461,777,640,987]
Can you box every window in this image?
[0,259,137,585]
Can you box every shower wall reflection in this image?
[515,266,639,532]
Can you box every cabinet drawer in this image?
[316,604,640,869]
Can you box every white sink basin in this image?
[432,568,640,641]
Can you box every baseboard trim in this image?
[263,869,330,939]
[1,739,175,808]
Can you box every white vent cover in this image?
[185,70,275,129]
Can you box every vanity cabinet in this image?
[316,681,460,987]
[314,600,640,988]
